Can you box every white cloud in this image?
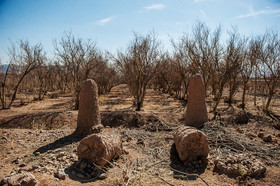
[144,4,165,10]
[234,8,280,19]
[96,15,117,25]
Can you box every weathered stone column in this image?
[185,74,208,128]
[77,128,122,166]
[76,79,102,135]
[174,126,209,163]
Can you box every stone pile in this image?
[214,154,266,178]
[1,172,38,186]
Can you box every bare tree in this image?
[258,30,280,112]
[240,36,262,109]
[115,32,161,111]
[0,40,45,109]
[0,58,11,109]
[225,29,247,105]
[54,32,102,109]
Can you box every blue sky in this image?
[0,0,280,62]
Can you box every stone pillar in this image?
[174,126,209,163]
[76,79,102,135]
[185,74,208,128]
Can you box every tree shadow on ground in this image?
[169,143,207,181]
[33,131,84,154]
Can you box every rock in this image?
[2,136,8,140]
[1,172,38,186]
[235,111,249,124]
[246,133,256,139]
[258,132,265,139]
[136,138,145,146]
[77,128,122,166]
[76,79,102,136]
[185,74,208,128]
[34,152,40,156]
[174,126,209,163]
[263,135,272,142]
[54,169,66,180]
[272,122,280,130]
[99,173,107,180]
[77,173,85,178]
[19,163,26,167]
[214,154,266,178]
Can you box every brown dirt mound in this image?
[0,111,77,129]
[100,111,168,131]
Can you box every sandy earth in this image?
[0,84,280,185]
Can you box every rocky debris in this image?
[184,157,208,172]
[54,169,66,180]
[185,74,208,128]
[235,111,249,124]
[1,172,38,186]
[258,132,265,139]
[174,126,209,163]
[263,135,272,143]
[68,159,104,180]
[272,122,280,130]
[77,128,122,166]
[214,154,266,178]
[18,150,78,175]
[76,79,102,135]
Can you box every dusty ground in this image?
[0,84,280,185]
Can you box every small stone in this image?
[258,132,265,139]
[54,169,66,180]
[32,164,39,170]
[263,135,272,142]
[99,173,107,180]
[2,136,8,140]
[35,152,40,156]
[19,163,26,167]
[77,173,85,178]
[84,173,91,178]
[90,171,98,177]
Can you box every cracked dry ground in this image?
[1,84,280,185]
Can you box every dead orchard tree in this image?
[225,29,247,105]
[240,37,261,109]
[258,30,280,112]
[54,33,102,109]
[115,32,161,111]
[0,40,45,109]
